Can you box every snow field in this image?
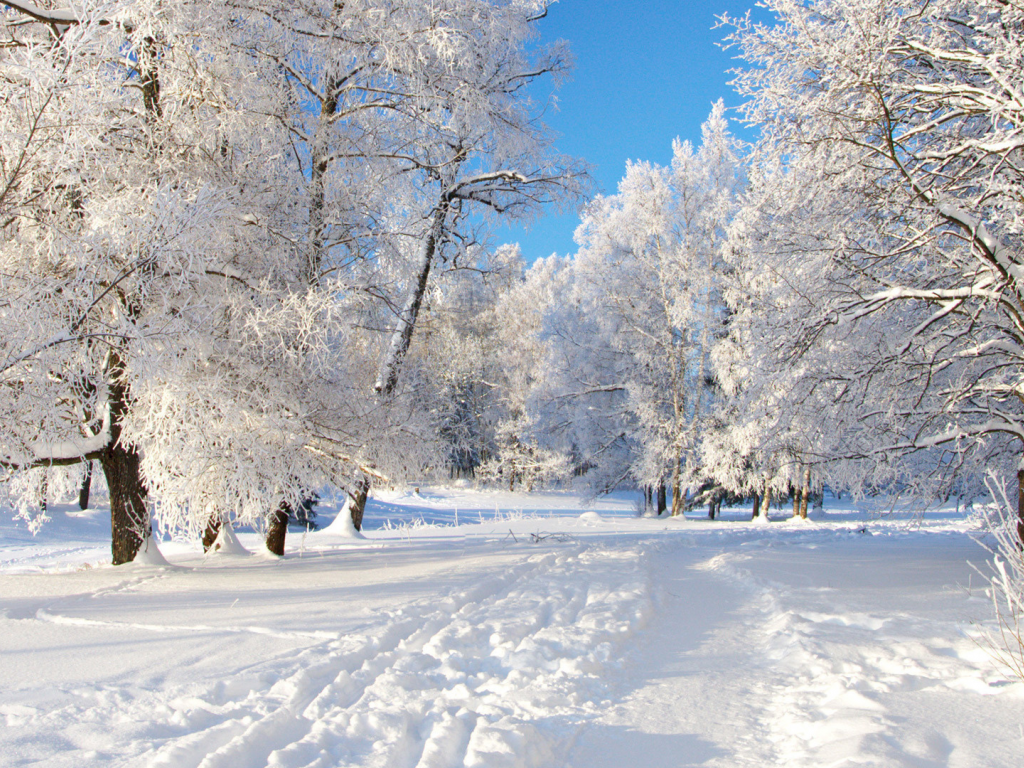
[0,498,654,768]
[713,547,1001,765]
[3,489,1024,767]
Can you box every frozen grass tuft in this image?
[971,474,1024,683]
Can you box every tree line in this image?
[427,0,1024,542]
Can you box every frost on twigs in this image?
[529,531,577,543]
[0,465,93,533]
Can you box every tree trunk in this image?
[759,480,772,519]
[78,461,92,510]
[375,200,450,399]
[1017,467,1024,548]
[99,354,150,565]
[657,483,667,516]
[202,515,222,552]
[265,507,289,556]
[100,442,149,565]
[792,483,800,518]
[671,456,683,516]
[349,475,370,532]
[800,467,811,519]
[751,493,760,520]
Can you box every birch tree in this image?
[369,0,588,401]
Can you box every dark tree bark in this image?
[78,461,92,510]
[671,468,683,516]
[374,201,450,399]
[1017,467,1024,547]
[657,484,667,516]
[751,493,761,520]
[140,36,162,121]
[800,467,811,519]
[305,74,343,288]
[202,516,222,552]
[265,507,289,556]
[812,487,823,513]
[99,29,160,567]
[100,367,149,565]
[100,442,149,565]
[349,474,370,532]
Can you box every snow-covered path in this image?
[570,531,1024,767]
[2,490,1023,767]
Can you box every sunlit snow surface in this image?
[1,488,1023,767]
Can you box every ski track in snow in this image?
[2,543,652,768]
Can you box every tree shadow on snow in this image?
[568,726,724,767]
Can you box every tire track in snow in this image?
[138,544,652,768]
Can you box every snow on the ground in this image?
[1,488,1022,767]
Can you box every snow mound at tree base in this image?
[208,524,250,556]
[131,537,170,566]
[321,500,367,539]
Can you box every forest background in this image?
[2,0,1024,617]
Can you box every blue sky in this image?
[500,0,773,261]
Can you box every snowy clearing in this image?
[2,489,1023,767]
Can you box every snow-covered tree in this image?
[0,2,384,558]
[1,0,586,558]
[476,250,577,491]
[718,0,1024,523]
[369,0,588,403]
[0,1,299,561]
[530,104,743,510]
[223,1,587,526]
